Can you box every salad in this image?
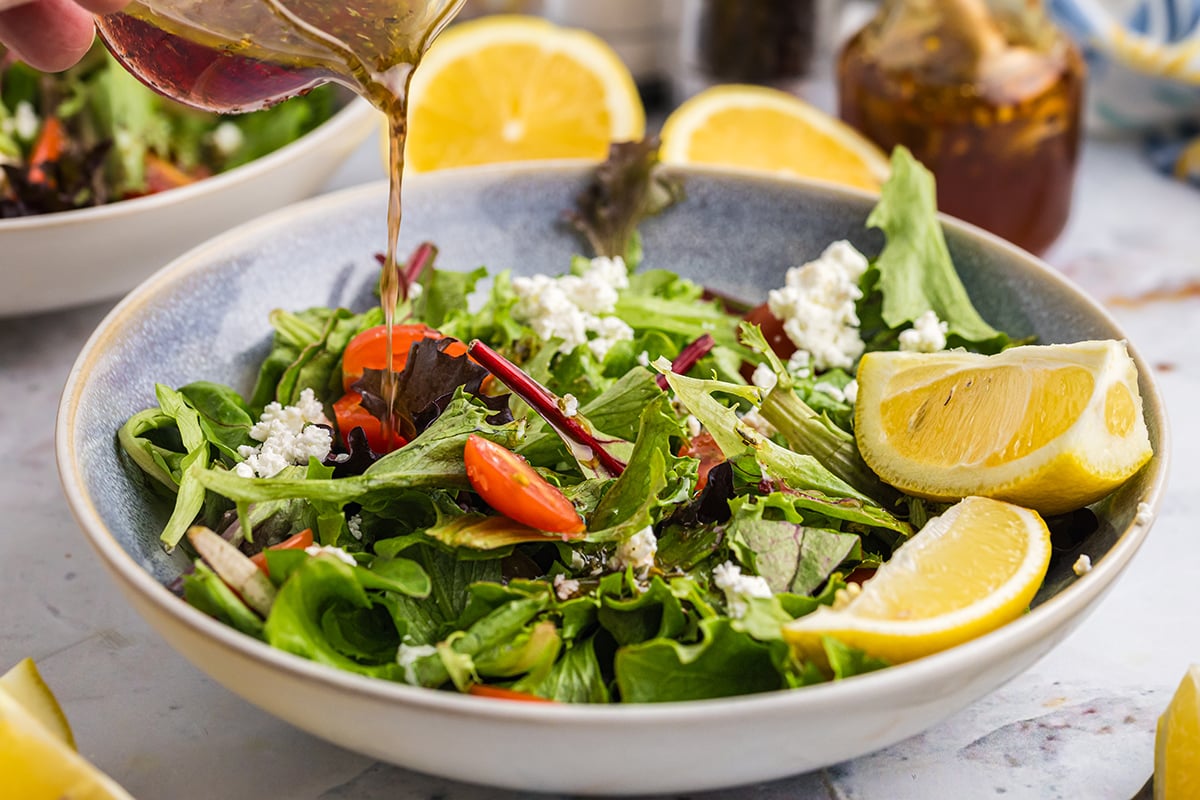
[118,146,1097,703]
[0,43,336,217]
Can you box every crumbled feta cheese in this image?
[553,573,581,601]
[767,241,869,371]
[751,363,778,391]
[812,381,846,403]
[346,514,364,541]
[396,642,438,685]
[304,545,358,566]
[1135,501,1153,527]
[636,350,651,368]
[899,310,949,353]
[570,550,587,571]
[235,388,332,478]
[787,349,813,378]
[740,407,777,438]
[512,256,633,359]
[610,526,657,574]
[13,101,38,142]
[843,379,859,405]
[712,561,773,619]
[685,414,703,439]
[210,121,244,156]
[560,393,580,418]
[1072,554,1093,576]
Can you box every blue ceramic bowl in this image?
[56,164,1168,794]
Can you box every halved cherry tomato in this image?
[463,435,585,535]
[27,117,66,185]
[678,431,727,494]
[468,685,554,703]
[144,153,203,193]
[333,391,408,453]
[249,528,313,577]
[341,324,468,391]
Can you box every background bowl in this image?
[1051,0,1200,132]
[1,96,378,317]
[56,164,1168,795]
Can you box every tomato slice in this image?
[463,435,585,535]
[249,528,313,576]
[678,431,727,494]
[333,391,408,453]
[341,324,468,391]
[27,117,66,185]
[468,685,554,703]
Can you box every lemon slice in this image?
[404,15,646,172]
[1156,666,1200,799]
[0,658,74,749]
[659,84,890,191]
[0,662,134,799]
[783,496,1051,664]
[854,341,1153,516]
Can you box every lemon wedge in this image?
[1156,666,1200,799]
[783,496,1051,664]
[854,341,1153,515]
[659,84,890,191]
[404,15,645,172]
[0,658,134,800]
[0,657,75,749]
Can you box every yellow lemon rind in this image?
[0,658,75,750]
[1155,665,1200,800]
[855,341,1153,516]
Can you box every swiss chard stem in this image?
[375,241,437,303]
[467,340,627,477]
[656,334,716,390]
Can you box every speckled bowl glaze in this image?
[56,164,1168,796]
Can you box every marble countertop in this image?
[2,134,1197,800]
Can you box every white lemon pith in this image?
[1156,665,1200,800]
[0,658,134,800]
[854,340,1153,515]
[659,84,890,191]
[783,496,1052,664]
[403,15,645,172]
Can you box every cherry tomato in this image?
[468,685,554,703]
[333,392,408,453]
[678,431,727,494]
[27,117,66,186]
[341,324,468,390]
[463,435,585,535]
[249,529,313,577]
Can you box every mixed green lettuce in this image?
[119,147,1009,703]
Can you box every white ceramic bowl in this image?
[56,164,1168,795]
[1,96,378,317]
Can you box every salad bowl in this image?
[56,163,1168,795]
[1,95,377,317]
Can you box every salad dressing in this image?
[97,0,465,442]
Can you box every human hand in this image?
[0,0,129,72]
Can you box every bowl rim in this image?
[55,162,1171,724]
[0,95,378,232]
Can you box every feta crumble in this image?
[767,241,869,371]
[560,393,580,418]
[843,379,859,405]
[751,363,778,391]
[396,642,438,685]
[787,350,813,378]
[1135,502,1153,527]
[304,545,358,567]
[512,256,634,359]
[898,310,949,353]
[712,561,773,619]
[210,121,244,156]
[346,514,364,541]
[740,407,777,438]
[13,101,38,142]
[636,350,651,368]
[553,573,581,601]
[812,381,846,403]
[235,389,332,479]
[1072,554,1093,576]
[685,414,703,439]
[610,526,657,575]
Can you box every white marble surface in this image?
[2,134,1197,800]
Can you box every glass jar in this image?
[838,0,1085,255]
